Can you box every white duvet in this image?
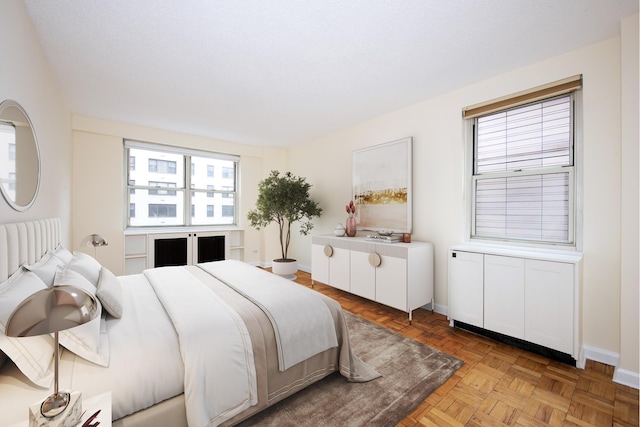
[144,266,257,427]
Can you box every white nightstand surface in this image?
[9,392,112,427]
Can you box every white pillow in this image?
[54,267,109,367]
[0,269,48,333]
[68,251,102,287]
[97,267,123,318]
[0,269,55,387]
[23,253,65,286]
[51,245,74,265]
[0,333,55,387]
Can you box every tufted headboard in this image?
[0,218,62,282]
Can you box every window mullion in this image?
[185,155,191,226]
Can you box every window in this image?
[126,140,239,227]
[148,181,177,196]
[222,205,234,217]
[9,143,15,161]
[149,158,177,174]
[464,76,581,245]
[149,204,176,218]
[222,167,234,179]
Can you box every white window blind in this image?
[472,94,574,244]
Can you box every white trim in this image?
[579,345,620,370]
[613,368,640,390]
[433,303,448,316]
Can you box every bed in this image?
[0,218,380,426]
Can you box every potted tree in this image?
[247,170,322,278]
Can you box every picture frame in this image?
[352,137,412,234]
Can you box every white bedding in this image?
[198,260,338,371]
[145,266,257,427]
[1,272,185,426]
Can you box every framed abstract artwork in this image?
[352,137,412,234]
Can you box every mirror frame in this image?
[0,99,41,211]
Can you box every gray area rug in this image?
[237,311,464,426]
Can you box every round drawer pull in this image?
[368,252,381,267]
[323,245,334,257]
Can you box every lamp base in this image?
[41,391,70,418]
[29,391,81,427]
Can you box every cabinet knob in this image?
[323,245,334,257]
[368,252,381,267]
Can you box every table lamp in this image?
[82,234,108,260]
[6,285,99,419]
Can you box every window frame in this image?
[124,140,240,228]
[464,87,582,249]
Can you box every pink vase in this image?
[345,214,357,237]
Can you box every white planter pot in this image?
[272,259,297,280]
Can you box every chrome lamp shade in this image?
[6,286,99,418]
[82,233,108,260]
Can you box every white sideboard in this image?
[311,235,434,322]
[448,244,583,365]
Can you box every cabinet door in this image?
[311,244,330,284]
[350,251,376,300]
[375,255,407,312]
[193,232,227,263]
[525,260,573,354]
[148,232,191,267]
[448,251,484,328]
[329,247,350,292]
[484,255,525,339]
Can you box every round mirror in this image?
[0,100,40,211]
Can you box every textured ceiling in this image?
[23,0,638,147]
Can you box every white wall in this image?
[70,116,289,274]
[289,33,637,374]
[0,1,72,241]
[617,13,639,387]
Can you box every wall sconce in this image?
[82,234,108,259]
[6,285,99,422]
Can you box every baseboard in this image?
[578,346,640,389]
[580,345,620,369]
[417,303,447,316]
[298,264,311,274]
[433,303,448,316]
[613,368,640,389]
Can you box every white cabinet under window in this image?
[124,229,244,274]
[448,251,484,328]
[312,235,434,321]
[448,244,582,364]
[484,255,525,339]
[525,259,574,354]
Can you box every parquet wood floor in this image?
[289,270,639,427]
